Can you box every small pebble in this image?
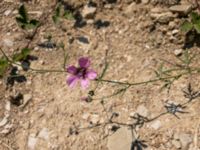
[4,10,11,16]
[28,135,38,150]
[174,49,183,56]
[150,120,161,130]
[38,128,49,140]
[0,117,8,127]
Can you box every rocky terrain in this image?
[0,0,200,150]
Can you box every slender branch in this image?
[95,74,182,86]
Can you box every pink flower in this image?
[66,57,97,89]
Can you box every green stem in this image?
[95,74,182,86]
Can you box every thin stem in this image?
[95,74,182,86]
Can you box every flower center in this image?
[77,67,87,78]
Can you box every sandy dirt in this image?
[0,0,200,150]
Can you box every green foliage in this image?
[181,12,200,34]
[16,4,39,29]
[52,3,74,24]
[0,57,9,77]
[12,48,31,62]
[63,10,74,20]
[0,48,31,78]
[52,4,62,24]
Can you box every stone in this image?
[174,49,183,56]
[0,129,10,134]
[179,133,192,150]
[0,117,8,127]
[28,135,37,150]
[82,5,96,19]
[150,120,161,130]
[4,10,11,16]
[172,140,181,149]
[169,4,193,15]
[5,101,11,111]
[104,4,113,9]
[151,11,174,24]
[107,127,133,150]
[129,112,136,118]
[38,128,49,140]
[136,105,149,117]
[23,94,32,106]
[3,38,13,47]
[4,124,13,129]
[172,29,179,35]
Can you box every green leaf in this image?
[52,15,59,24]
[55,4,61,17]
[18,4,28,22]
[63,11,74,20]
[52,3,62,24]
[194,23,200,33]
[12,48,31,62]
[25,19,40,29]
[0,58,9,77]
[16,17,27,24]
[191,12,200,24]
[29,19,39,26]
[180,20,193,33]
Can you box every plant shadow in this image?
[183,30,200,49]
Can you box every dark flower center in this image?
[76,67,87,78]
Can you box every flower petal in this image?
[81,79,89,89]
[79,57,90,68]
[86,70,97,80]
[67,76,78,88]
[67,65,77,74]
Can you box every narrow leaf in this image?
[12,48,31,62]
[63,11,74,20]
[29,19,39,26]
[0,58,9,77]
[194,24,200,33]
[191,12,200,24]
[18,4,28,21]
[180,20,193,33]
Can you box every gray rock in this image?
[5,101,11,111]
[179,133,192,150]
[104,4,114,9]
[82,5,96,19]
[151,11,174,23]
[28,135,38,150]
[0,117,8,127]
[174,49,183,56]
[0,129,10,134]
[4,10,11,16]
[172,29,179,35]
[136,105,149,117]
[107,127,133,150]
[3,38,13,47]
[20,94,32,108]
[150,120,161,130]
[169,4,193,15]
[38,128,49,140]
